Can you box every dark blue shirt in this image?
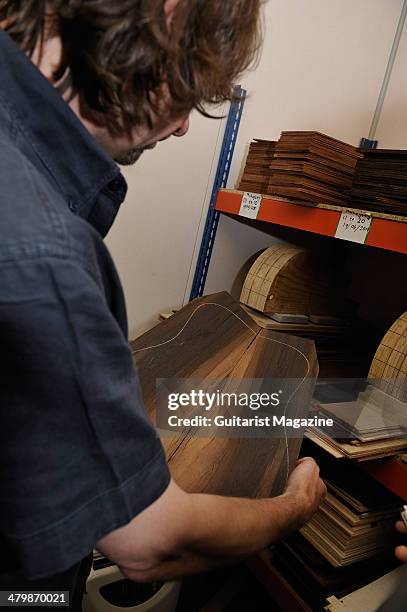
[0,29,170,581]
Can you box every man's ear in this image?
[164,0,180,26]
[164,0,180,16]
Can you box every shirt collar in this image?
[0,29,128,237]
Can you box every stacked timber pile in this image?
[349,149,407,216]
[238,132,407,216]
[267,131,361,206]
[298,446,401,567]
[238,131,362,206]
[307,311,407,458]
[270,441,402,608]
[238,139,277,193]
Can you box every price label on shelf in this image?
[239,192,262,219]
[335,210,372,244]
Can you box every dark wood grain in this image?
[131,292,318,498]
[349,149,407,215]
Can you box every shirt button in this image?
[68,198,78,213]
[109,177,123,193]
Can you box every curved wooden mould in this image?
[369,312,407,402]
[240,244,354,316]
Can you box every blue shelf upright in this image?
[189,85,246,300]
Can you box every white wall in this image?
[106,0,405,338]
[375,15,407,147]
[105,112,224,338]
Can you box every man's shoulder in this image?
[0,134,108,281]
[0,132,34,191]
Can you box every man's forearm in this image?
[99,461,325,584]
[119,490,301,582]
[188,491,300,558]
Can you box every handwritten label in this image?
[239,192,262,219]
[335,210,372,244]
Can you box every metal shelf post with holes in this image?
[189,86,247,300]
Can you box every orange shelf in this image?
[216,189,407,255]
[359,458,407,501]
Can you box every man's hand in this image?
[395,521,407,562]
[97,457,326,583]
[283,457,327,527]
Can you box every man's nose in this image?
[173,117,190,137]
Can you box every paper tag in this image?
[239,192,262,219]
[335,210,372,244]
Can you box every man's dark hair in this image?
[1,0,263,134]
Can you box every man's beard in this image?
[114,142,157,166]
[114,147,146,166]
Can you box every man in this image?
[0,1,326,608]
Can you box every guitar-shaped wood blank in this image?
[131,292,318,498]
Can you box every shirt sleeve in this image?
[0,257,170,580]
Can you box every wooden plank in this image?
[306,427,407,461]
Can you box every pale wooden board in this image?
[300,487,398,568]
[305,428,407,460]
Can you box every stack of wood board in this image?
[349,149,407,216]
[238,139,277,193]
[306,409,407,461]
[305,313,407,459]
[240,244,355,317]
[267,132,362,206]
[306,428,407,460]
[272,533,400,609]
[369,312,407,402]
[269,441,402,607]
[299,446,401,566]
[130,292,318,499]
[301,491,398,566]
